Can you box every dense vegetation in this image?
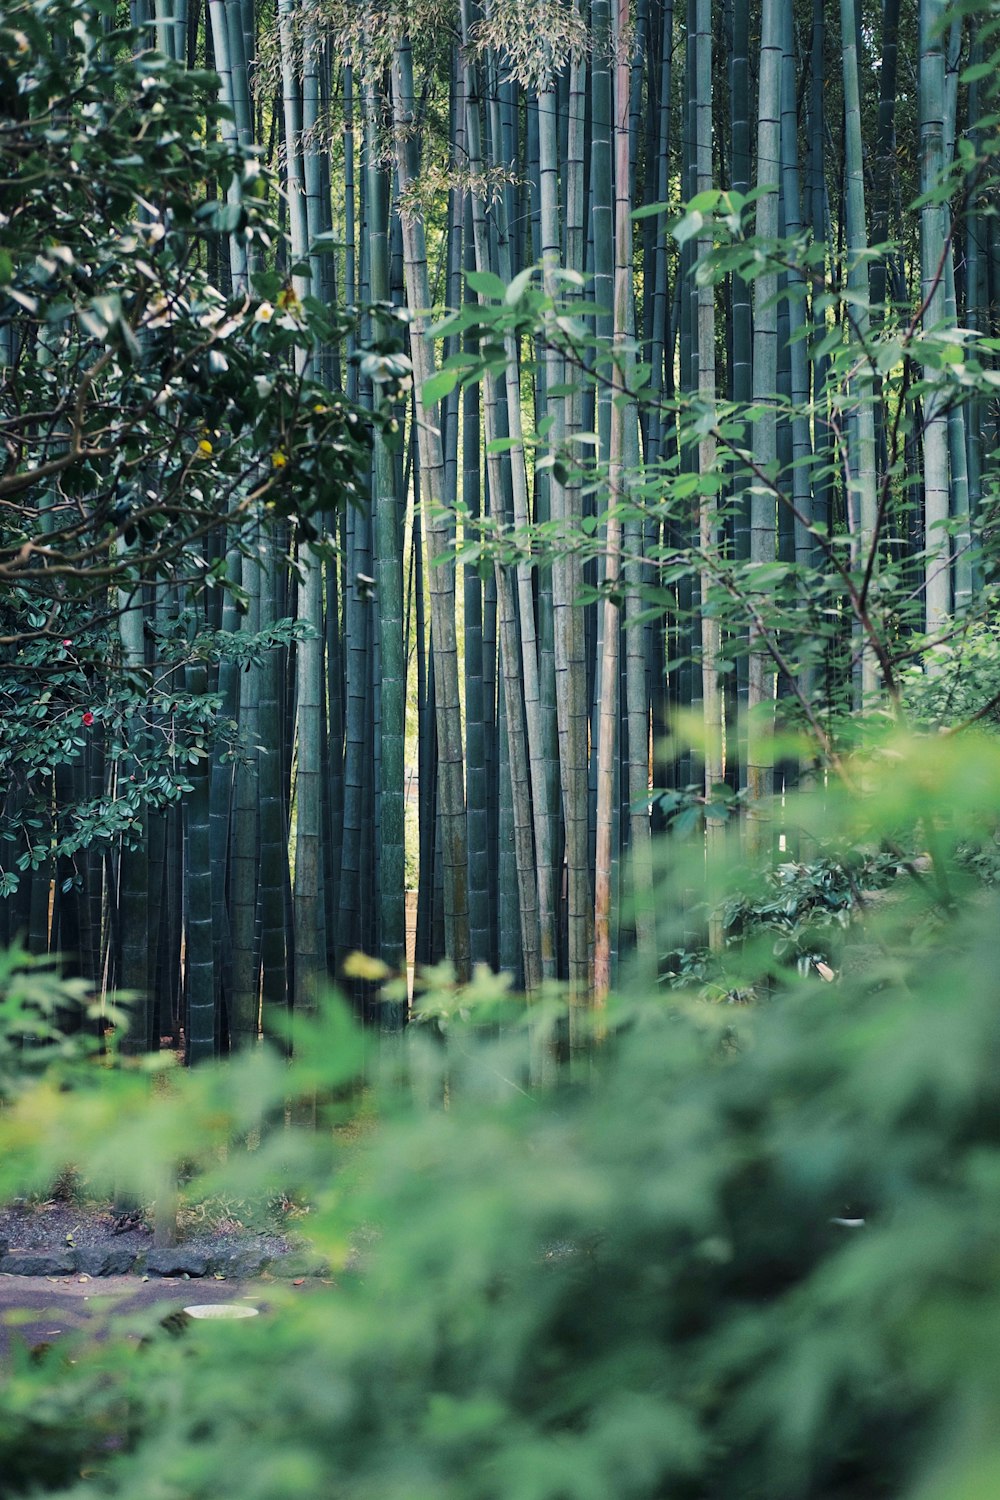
[4,728,1000,1499]
[4,0,1000,1495]
[6,0,1000,1041]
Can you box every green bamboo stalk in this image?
[871,0,901,318]
[496,638,522,983]
[745,0,781,851]
[207,0,249,291]
[461,11,546,987]
[366,85,406,998]
[462,212,491,970]
[542,14,591,996]
[808,0,833,552]
[595,0,636,999]
[779,0,812,570]
[277,0,326,1020]
[337,290,374,967]
[117,573,150,1053]
[257,554,290,1032]
[942,17,972,616]
[184,661,216,1063]
[390,32,471,979]
[229,547,261,1049]
[693,0,723,939]
[919,0,952,635]
[484,74,559,983]
[841,0,879,702]
[965,41,986,567]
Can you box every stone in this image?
[74,1247,137,1277]
[145,1248,209,1278]
[207,1249,269,1278]
[0,1251,76,1276]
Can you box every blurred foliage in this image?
[0,731,1000,1497]
[0,944,127,1102]
[901,618,1000,730]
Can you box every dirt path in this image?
[0,1274,270,1364]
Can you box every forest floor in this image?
[0,1198,333,1363]
[0,1196,319,1279]
[0,1275,262,1363]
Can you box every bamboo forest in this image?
[9,0,1000,1495]
[7,0,1000,1057]
[9,0,1000,1056]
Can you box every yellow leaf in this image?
[342,951,390,982]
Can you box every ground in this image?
[0,1198,324,1365]
[0,1274,270,1364]
[0,1197,294,1268]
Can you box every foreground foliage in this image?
[0,731,998,1498]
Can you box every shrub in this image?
[2,731,1000,1499]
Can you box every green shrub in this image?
[3,731,1000,1499]
[902,618,1000,730]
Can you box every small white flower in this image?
[254,302,274,323]
[254,376,273,398]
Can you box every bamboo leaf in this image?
[505,268,533,304]
[962,60,994,82]
[421,368,461,406]
[466,269,507,301]
[672,210,706,246]
[631,200,670,220]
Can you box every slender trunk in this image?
[695,0,723,944]
[745,0,781,852]
[366,85,406,1007]
[919,0,951,635]
[595,0,635,998]
[390,34,471,978]
[841,0,879,701]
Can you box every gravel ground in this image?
[0,1200,303,1277]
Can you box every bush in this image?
[3,731,1000,1499]
[902,618,1000,730]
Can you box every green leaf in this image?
[466,269,508,301]
[672,210,705,247]
[632,200,670,220]
[962,60,994,82]
[505,268,533,304]
[421,368,461,406]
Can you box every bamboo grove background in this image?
[2,0,998,1058]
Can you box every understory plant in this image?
[0,730,999,1499]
